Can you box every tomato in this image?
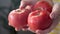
[28,10,52,31]
[8,9,31,31]
[33,1,52,13]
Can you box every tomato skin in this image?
[33,1,52,13]
[8,9,31,31]
[28,10,52,31]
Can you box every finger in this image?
[22,25,28,31]
[27,27,36,33]
[36,30,41,34]
[19,1,26,9]
[8,23,10,26]
[15,27,22,31]
[50,3,60,19]
[22,0,38,5]
[36,30,47,34]
[49,3,60,29]
[22,28,28,31]
[45,3,60,33]
[25,5,32,10]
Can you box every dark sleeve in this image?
[0,0,16,34]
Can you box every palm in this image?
[35,3,60,34]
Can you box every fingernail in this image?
[8,23,11,26]
[36,30,41,34]
[15,27,21,31]
[22,28,28,31]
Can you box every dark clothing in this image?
[0,0,17,34]
[0,0,35,34]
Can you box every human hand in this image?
[19,0,38,10]
[19,0,53,10]
[20,0,54,34]
[29,3,60,34]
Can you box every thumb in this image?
[19,1,27,9]
[50,3,60,20]
[49,3,60,31]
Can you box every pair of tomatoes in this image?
[8,1,53,32]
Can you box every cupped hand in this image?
[19,0,53,10]
[31,3,60,34]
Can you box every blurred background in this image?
[0,0,35,34]
[0,0,60,34]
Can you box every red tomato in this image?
[8,9,31,31]
[28,10,52,31]
[33,1,52,13]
